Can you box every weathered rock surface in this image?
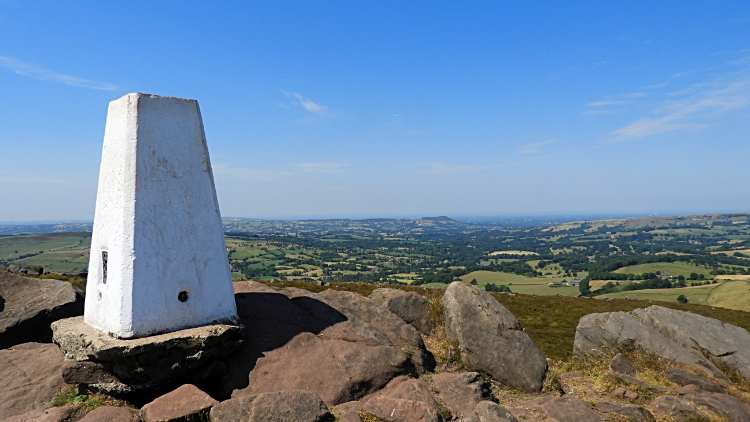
[52,316,243,394]
[0,271,83,349]
[222,283,417,404]
[665,367,724,392]
[210,390,331,422]
[430,372,492,418]
[650,395,701,421]
[609,353,636,376]
[528,397,601,422]
[78,406,138,422]
[595,401,654,422]
[369,288,434,334]
[360,376,444,422]
[632,306,750,380]
[679,386,750,422]
[0,405,82,422]
[442,282,547,392]
[139,384,217,422]
[0,343,66,419]
[573,305,750,381]
[331,401,362,422]
[470,401,518,422]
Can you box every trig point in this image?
[84,93,238,339]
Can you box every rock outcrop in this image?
[139,384,218,422]
[573,305,750,381]
[430,372,493,418]
[360,376,444,422]
[78,406,139,422]
[222,282,415,405]
[442,282,547,392]
[0,343,67,419]
[0,271,83,349]
[369,288,435,334]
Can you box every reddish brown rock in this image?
[0,343,66,419]
[595,401,654,422]
[651,395,701,422]
[430,372,492,418]
[361,376,443,422]
[0,405,83,422]
[369,288,434,334]
[139,384,218,422]
[528,396,601,422]
[210,390,331,422]
[472,401,519,422]
[78,406,138,422]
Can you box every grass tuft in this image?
[51,385,131,412]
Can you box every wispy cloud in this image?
[212,163,293,181]
[411,162,504,175]
[294,162,350,173]
[280,89,330,115]
[610,74,750,142]
[646,82,668,89]
[0,55,117,91]
[517,140,553,154]
[586,100,626,107]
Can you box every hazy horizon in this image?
[2,2,749,221]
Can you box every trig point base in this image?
[84,93,238,339]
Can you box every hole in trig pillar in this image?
[101,250,108,284]
[178,291,189,302]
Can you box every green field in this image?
[599,284,717,305]
[0,233,91,273]
[459,270,583,297]
[613,262,713,278]
[707,280,750,311]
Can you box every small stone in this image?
[559,371,583,380]
[609,387,626,398]
[609,353,636,376]
[140,384,218,422]
[595,401,654,422]
[624,390,639,401]
[665,367,723,392]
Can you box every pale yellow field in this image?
[599,284,717,305]
[712,249,750,257]
[707,281,750,311]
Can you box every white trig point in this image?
[84,93,238,339]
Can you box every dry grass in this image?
[51,385,132,412]
[357,410,390,422]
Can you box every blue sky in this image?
[1,1,749,221]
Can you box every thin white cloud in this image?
[619,92,647,98]
[609,75,750,142]
[586,100,626,107]
[646,82,668,89]
[517,140,553,154]
[212,163,292,181]
[294,162,350,173]
[411,162,504,175]
[280,89,330,115]
[0,55,117,91]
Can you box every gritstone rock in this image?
[442,281,547,392]
[139,384,218,422]
[0,271,83,349]
[360,376,444,422]
[430,372,493,418]
[210,390,331,422]
[0,343,67,419]
[0,405,83,422]
[78,406,139,422]
[609,353,636,376]
[650,395,701,422]
[369,288,435,334]
[595,401,655,422]
[528,396,601,422]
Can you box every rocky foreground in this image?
[2,271,750,421]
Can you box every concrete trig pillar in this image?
[84,93,238,338]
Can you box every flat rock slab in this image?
[210,390,331,422]
[360,376,443,422]
[430,372,492,418]
[665,367,724,393]
[1,405,83,422]
[51,316,243,393]
[140,384,218,422]
[0,271,83,349]
[78,406,138,422]
[595,401,655,422]
[0,343,67,420]
[528,397,601,422]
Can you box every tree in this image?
[677,295,688,303]
[470,279,478,285]
[677,275,685,281]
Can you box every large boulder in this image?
[78,406,139,422]
[442,282,547,392]
[222,286,412,405]
[0,343,67,419]
[0,406,83,422]
[678,385,750,422]
[0,271,83,349]
[369,288,434,334]
[210,390,331,422]
[573,306,750,380]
